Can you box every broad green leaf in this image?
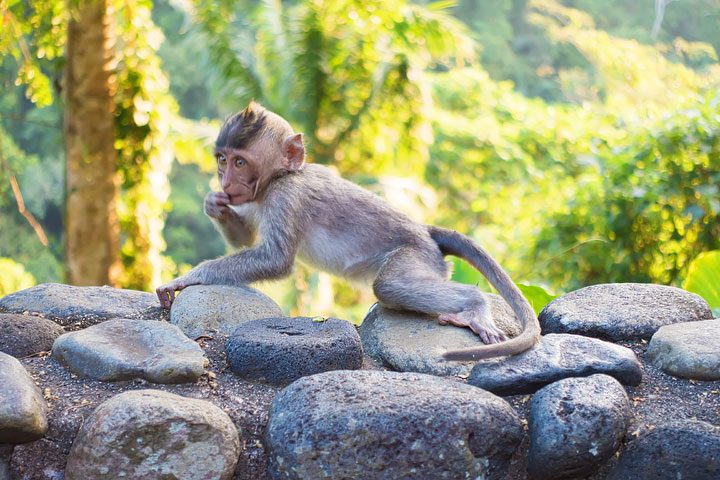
[684,251,720,317]
[516,283,558,316]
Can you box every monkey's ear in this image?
[282,133,305,171]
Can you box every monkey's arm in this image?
[211,211,256,249]
[157,196,299,308]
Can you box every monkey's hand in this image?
[156,274,202,309]
[204,191,233,220]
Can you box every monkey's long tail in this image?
[428,225,541,361]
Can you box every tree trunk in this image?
[64,0,121,286]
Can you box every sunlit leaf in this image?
[517,283,558,315]
[684,251,720,317]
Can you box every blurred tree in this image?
[1,0,177,290]
[64,0,122,286]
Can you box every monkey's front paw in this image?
[155,277,201,309]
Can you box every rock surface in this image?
[0,283,162,327]
[170,284,283,338]
[359,297,521,377]
[539,283,712,340]
[266,370,523,480]
[528,374,630,479]
[468,333,642,395]
[52,318,207,383]
[64,389,240,480]
[0,445,11,480]
[647,319,720,380]
[226,317,363,385]
[0,313,64,357]
[0,353,48,444]
[608,419,720,480]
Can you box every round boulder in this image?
[170,284,283,338]
[647,319,720,380]
[528,374,630,479]
[0,283,162,327]
[65,390,240,480]
[266,370,523,479]
[539,283,712,341]
[468,333,642,395]
[226,317,363,385]
[0,313,64,357]
[0,353,48,444]
[359,297,521,377]
[52,318,207,383]
[608,420,720,480]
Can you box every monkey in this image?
[156,102,541,361]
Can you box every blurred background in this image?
[1,0,719,321]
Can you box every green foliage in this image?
[684,250,720,317]
[0,257,36,296]
[517,283,558,315]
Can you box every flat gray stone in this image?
[359,296,522,377]
[647,319,720,380]
[528,374,630,479]
[65,390,240,480]
[0,353,48,444]
[0,283,162,327]
[0,314,64,357]
[468,333,642,395]
[170,284,283,338]
[608,420,720,480]
[52,319,207,383]
[226,317,363,385]
[539,283,712,341]
[266,370,523,480]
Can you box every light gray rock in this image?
[468,333,642,395]
[65,390,240,480]
[608,420,720,480]
[647,319,720,380]
[226,317,363,385]
[528,374,630,479]
[170,284,283,338]
[266,370,523,480]
[0,353,48,444]
[359,297,522,377]
[0,283,162,327]
[52,318,207,383]
[539,283,712,341]
[0,314,64,357]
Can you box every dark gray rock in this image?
[528,374,630,479]
[539,283,712,341]
[0,445,11,480]
[468,333,642,395]
[170,284,283,338]
[359,297,522,377]
[0,314,64,357]
[266,370,523,480]
[65,390,240,480]
[0,353,48,444]
[52,318,207,383]
[647,319,720,380]
[0,283,162,327]
[608,420,720,480]
[226,317,363,385]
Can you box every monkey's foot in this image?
[438,310,508,345]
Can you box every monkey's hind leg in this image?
[372,247,508,345]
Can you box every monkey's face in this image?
[215,146,262,205]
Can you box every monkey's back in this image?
[270,164,438,281]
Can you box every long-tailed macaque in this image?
[156,102,540,360]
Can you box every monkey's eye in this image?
[235,158,246,168]
[216,154,226,164]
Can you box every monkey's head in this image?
[214,102,305,204]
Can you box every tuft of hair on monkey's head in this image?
[215,102,293,151]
